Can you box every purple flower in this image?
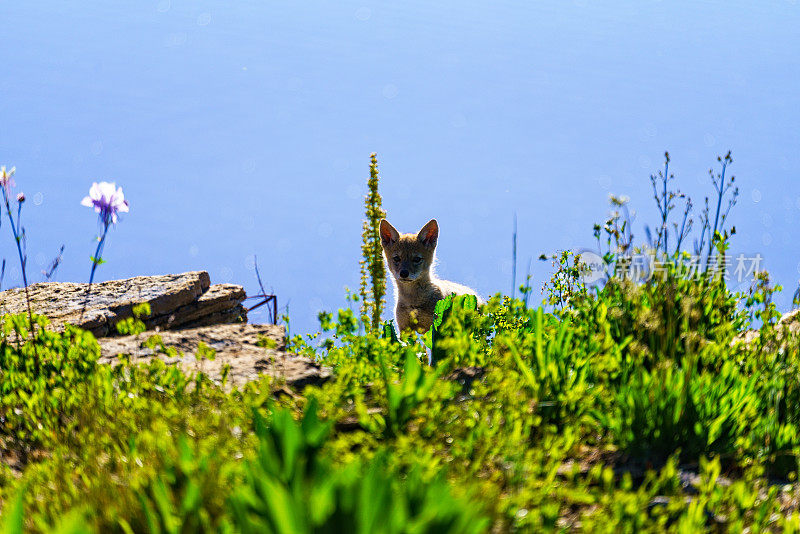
[0,166,16,197]
[81,181,129,225]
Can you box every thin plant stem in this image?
[511,213,517,300]
[80,222,109,322]
[706,157,729,268]
[662,157,669,254]
[523,256,532,310]
[2,188,39,365]
[671,191,693,257]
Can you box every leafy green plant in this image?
[0,314,99,445]
[429,293,479,366]
[0,483,25,534]
[505,308,592,429]
[228,400,488,534]
[539,250,589,310]
[378,349,444,438]
[135,436,225,534]
[116,302,152,336]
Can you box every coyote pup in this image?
[380,218,481,332]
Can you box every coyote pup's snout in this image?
[380,218,482,333]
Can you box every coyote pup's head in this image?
[379,219,438,283]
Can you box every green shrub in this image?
[0,314,99,446]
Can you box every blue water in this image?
[2,1,799,334]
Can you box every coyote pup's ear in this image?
[417,219,439,248]
[379,219,399,246]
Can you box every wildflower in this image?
[80,181,130,320]
[0,165,37,360]
[0,166,15,196]
[81,181,129,225]
[16,193,25,203]
[609,194,630,207]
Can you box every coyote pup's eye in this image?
[412,257,422,263]
[393,256,401,263]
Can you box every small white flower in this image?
[0,166,16,196]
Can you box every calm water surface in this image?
[2,1,799,334]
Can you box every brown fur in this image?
[379,218,482,332]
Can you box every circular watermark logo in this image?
[575,250,607,284]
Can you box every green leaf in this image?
[0,485,26,534]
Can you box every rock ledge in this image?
[0,271,246,337]
[98,323,330,389]
[1,271,329,388]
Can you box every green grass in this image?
[1,255,800,532]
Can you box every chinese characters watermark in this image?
[575,250,765,285]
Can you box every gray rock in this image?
[0,271,325,389]
[98,323,331,389]
[0,272,246,337]
[779,308,800,333]
[149,283,247,330]
[732,309,800,348]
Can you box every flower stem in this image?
[80,222,109,322]
[2,188,38,366]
